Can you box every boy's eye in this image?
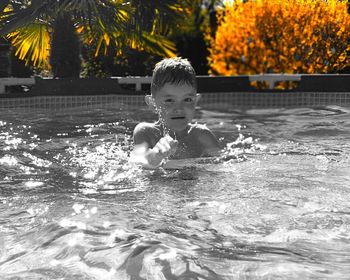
[184,97,194,103]
[163,99,175,105]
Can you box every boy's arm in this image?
[131,123,178,168]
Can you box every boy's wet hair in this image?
[151,57,197,95]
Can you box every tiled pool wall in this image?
[0,92,349,112]
[0,75,349,111]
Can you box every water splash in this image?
[217,125,266,164]
[66,139,146,193]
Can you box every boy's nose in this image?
[173,102,182,111]
[174,103,185,113]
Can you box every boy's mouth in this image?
[170,116,186,120]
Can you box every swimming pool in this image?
[0,105,349,279]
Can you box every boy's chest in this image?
[171,136,203,159]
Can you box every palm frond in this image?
[7,23,50,68]
[140,32,177,57]
[0,0,52,36]
[0,0,11,14]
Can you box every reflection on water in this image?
[0,106,350,279]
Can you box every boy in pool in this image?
[131,57,220,169]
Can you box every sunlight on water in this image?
[0,106,350,279]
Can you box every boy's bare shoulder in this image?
[189,123,220,149]
[133,122,157,134]
[133,122,160,146]
[189,123,213,135]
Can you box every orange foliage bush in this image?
[207,0,350,75]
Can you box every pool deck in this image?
[0,74,349,110]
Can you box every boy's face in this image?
[149,83,199,132]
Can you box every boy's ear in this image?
[145,95,156,111]
[195,93,201,105]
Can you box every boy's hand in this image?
[130,135,178,169]
[145,135,178,168]
[151,134,178,159]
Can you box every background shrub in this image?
[207,0,350,75]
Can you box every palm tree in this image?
[0,0,190,77]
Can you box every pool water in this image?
[0,105,350,279]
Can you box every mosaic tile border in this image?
[200,91,350,109]
[0,95,145,111]
[0,92,349,112]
